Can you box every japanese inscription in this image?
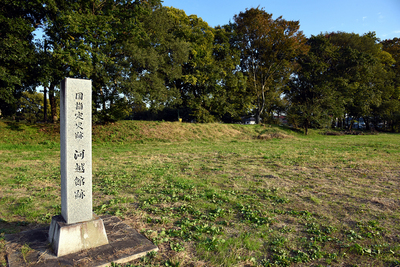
[74,149,85,160]
[60,78,92,224]
[74,176,85,186]
[73,92,86,199]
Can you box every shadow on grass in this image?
[276,124,305,135]
[0,219,35,235]
[5,121,25,132]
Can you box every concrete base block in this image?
[5,215,158,267]
[48,213,108,257]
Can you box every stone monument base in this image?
[48,213,109,257]
[6,215,158,267]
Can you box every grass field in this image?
[0,120,400,266]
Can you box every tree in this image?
[233,7,308,123]
[165,8,248,122]
[382,38,400,87]
[0,0,45,117]
[378,38,400,131]
[327,32,394,129]
[17,91,51,123]
[120,5,190,116]
[44,0,121,122]
[42,0,192,123]
[35,38,65,123]
[285,35,342,134]
[213,23,250,122]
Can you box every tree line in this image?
[1,0,399,132]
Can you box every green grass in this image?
[1,120,400,266]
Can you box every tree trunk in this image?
[304,119,309,135]
[49,82,57,123]
[255,110,261,124]
[363,116,370,131]
[99,87,106,111]
[277,110,280,124]
[44,86,48,122]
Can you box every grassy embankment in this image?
[0,120,399,266]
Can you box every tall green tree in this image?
[285,35,342,134]
[120,5,190,115]
[213,23,250,122]
[44,0,123,122]
[378,38,400,131]
[233,7,309,123]
[166,8,247,122]
[17,91,51,123]
[43,0,190,122]
[327,32,394,128]
[35,37,65,123]
[0,0,45,117]
[382,38,400,87]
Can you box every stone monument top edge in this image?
[64,77,92,81]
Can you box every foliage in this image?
[382,37,400,88]
[43,0,174,123]
[1,1,400,130]
[285,35,342,134]
[17,91,51,123]
[286,32,399,133]
[0,0,45,116]
[327,32,395,127]
[166,8,248,122]
[120,5,189,113]
[233,7,309,123]
[380,38,400,131]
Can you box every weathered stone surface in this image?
[60,78,92,224]
[48,213,109,257]
[6,215,158,267]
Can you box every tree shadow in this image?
[0,218,46,235]
[4,121,24,131]
[277,124,304,134]
[2,219,51,267]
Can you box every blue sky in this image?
[161,0,400,40]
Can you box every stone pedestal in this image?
[6,215,158,267]
[48,213,108,257]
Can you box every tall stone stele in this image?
[48,78,109,257]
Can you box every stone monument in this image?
[48,78,109,256]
